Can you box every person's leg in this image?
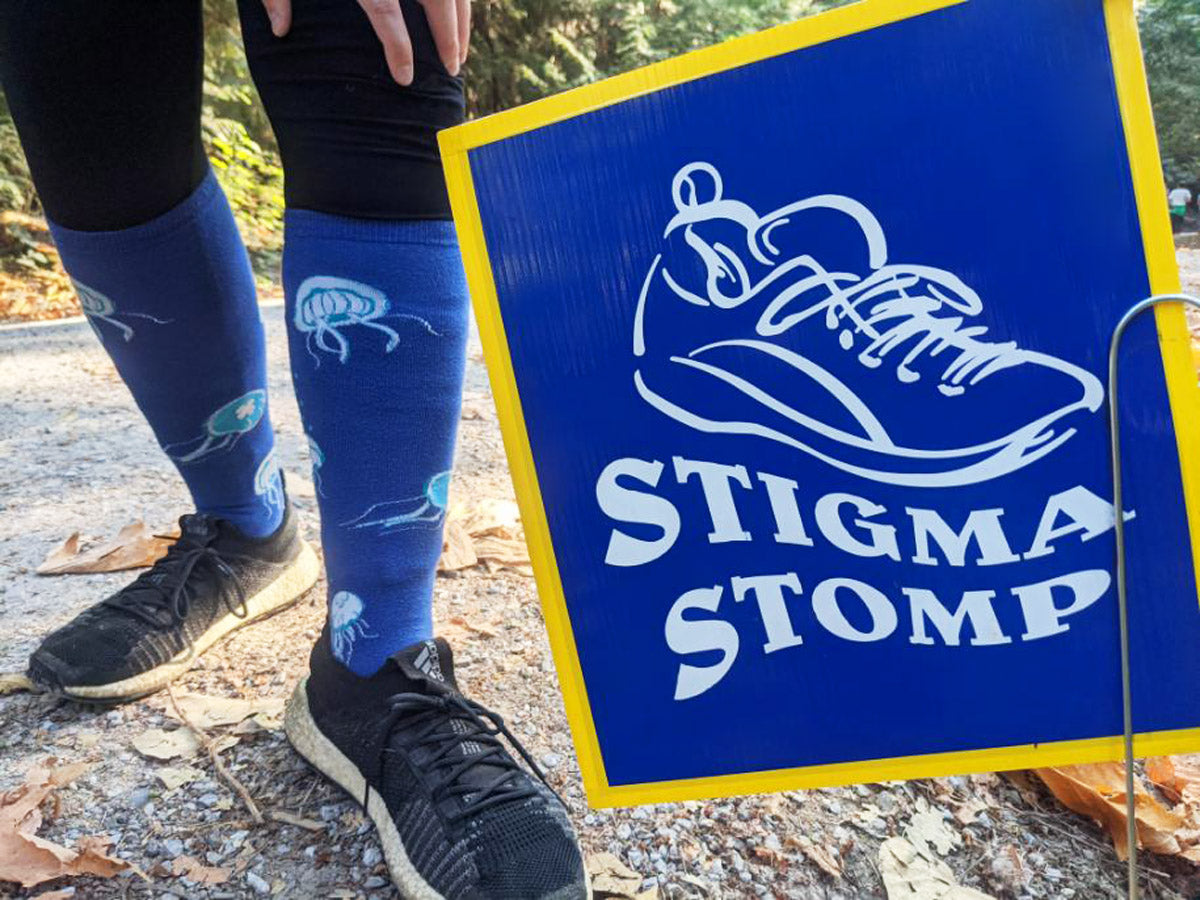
[239,3,586,896]
[2,1,317,700]
[242,0,468,677]
[0,1,281,535]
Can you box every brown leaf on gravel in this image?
[1145,755,1200,808]
[0,760,129,889]
[1035,764,1184,859]
[164,692,285,729]
[438,519,478,572]
[879,837,994,899]
[473,535,531,571]
[439,497,531,574]
[0,672,35,696]
[37,521,177,575]
[789,837,842,879]
[587,851,642,898]
[171,854,230,884]
[452,497,521,540]
[460,394,494,420]
[131,727,202,761]
[155,764,204,791]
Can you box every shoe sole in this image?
[284,677,445,900]
[57,540,321,702]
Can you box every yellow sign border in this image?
[440,0,1198,807]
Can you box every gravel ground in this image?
[0,244,1199,899]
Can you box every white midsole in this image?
[63,540,321,700]
[285,678,444,900]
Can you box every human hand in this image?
[259,0,470,86]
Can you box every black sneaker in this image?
[28,504,320,702]
[285,629,589,899]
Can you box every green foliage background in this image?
[0,0,1196,255]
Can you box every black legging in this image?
[0,0,464,230]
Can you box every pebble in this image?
[363,844,383,867]
[365,875,389,889]
[540,752,562,769]
[163,838,185,858]
[125,786,152,809]
[245,871,270,894]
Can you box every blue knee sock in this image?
[283,212,468,676]
[49,172,283,537]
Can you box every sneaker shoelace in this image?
[102,519,251,628]
[381,691,565,825]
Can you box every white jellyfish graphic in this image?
[306,434,327,497]
[340,471,451,534]
[254,448,284,517]
[164,389,267,464]
[74,280,171,342]
[293,276,440,366]
[329,590,375,664]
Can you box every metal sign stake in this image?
[1108,293,1200,900]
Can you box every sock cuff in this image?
[284,209,459,246]
[48,169,227,252]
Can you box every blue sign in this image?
[440,0,1200,806]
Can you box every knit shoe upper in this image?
[289,631,588,899]
[28,504,315,700]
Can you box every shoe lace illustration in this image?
[659,161,1023,395]
[103,516,250,627]
[382,691,565,823]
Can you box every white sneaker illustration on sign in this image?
[632,163,1104,488]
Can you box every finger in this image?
[260,0,292,37]
[456,0,470,66]
[358,0,415,85]
[420,0,461,77]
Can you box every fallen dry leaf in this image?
[437,496,530,573]
[879,837,994,900]
[0,761,129,888]
[451,497,521,540]
[953,799,988,826]
[1146,755,1200,808]
[460,396,494,420]
[438,519,478,572]
[905,800,962,856]
[156,764,204,791]
[0,672,34,696]
[171,853,230,884]
[1035,764,1184,859]
[131,727,202,761]
[587,851,642,898]
[164,692,285,729]
[785,835,842,879]
[37,521,176,575]
[473,535,532,573]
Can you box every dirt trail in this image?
[0,247,1198,898]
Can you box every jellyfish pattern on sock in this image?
[164,389,268,464]
[254,447,285,519]
[74,280,172,343]
[284,212,469,676]
[49,173,282,539]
